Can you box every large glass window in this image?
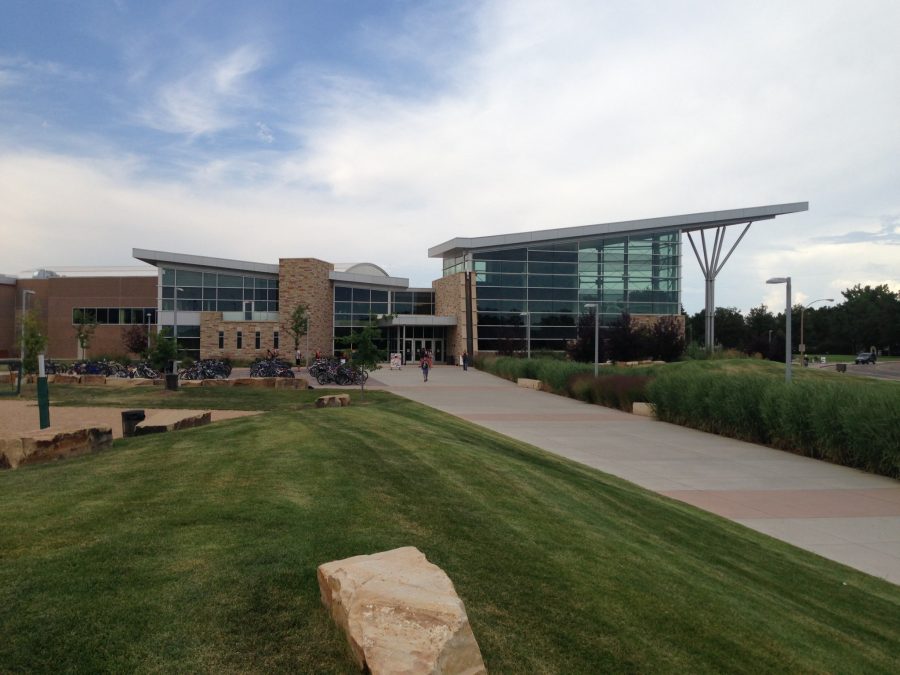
[73,308,157,325]
[472,232,681,351]
[160,268,279,313]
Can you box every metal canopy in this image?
[428,202,808,258]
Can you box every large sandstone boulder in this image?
[0,426,113,469]
[318,546,486,675]
[135,411,212,435]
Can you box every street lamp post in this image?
[173,286,184,352]
[146,312,152,351]
[584,303,599,377]
[766,277,792,383]
[519,312,531,359]
[799,298,834,366]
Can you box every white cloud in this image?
[1,0,899,313]
[138,44,265,136]
[255,121,274,144]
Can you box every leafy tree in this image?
[566,309,606,363]
[147,327,177,372]
[283,303,309,362]
[337,319,386,397]
[838,284,900,353]
[689,307,749,350]
[648,316,685,362]
[73,309,98,360]
[608,313,649,362]
[18,304,48,374]
[122,324,149,356]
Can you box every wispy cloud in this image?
[814,215,900,245]
[255,121,274,144]
[138,44,265,136]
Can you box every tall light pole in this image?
[20,289,36,365]
[583,303,599,377]
[519,311,531,359]
[766,277,792,383]
[173,286,184,351]
[146,312,152,351]
[800,298,834,366]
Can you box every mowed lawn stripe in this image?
[0,390,898,672]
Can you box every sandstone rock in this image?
[232,377,276,388]
[275,377,307,389]
[81,374,106,385]
[1,426,112,469]
[318,546,486,675]
[52,374,80,384]
[316,394,350,408]
[631,402,655,418]
[202,378,232,387]
[516,378,542,390]
[135,411,212,435]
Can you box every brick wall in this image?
[0,284,17,357]
[7,277,156,359]
[433,272,478,357]
[278,258,334,359]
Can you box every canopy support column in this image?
[687,222,752,352]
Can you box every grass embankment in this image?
[2,386,899,672]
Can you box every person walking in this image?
[462,351,469,371]
[420,354,430,382]
[295,348,301,366]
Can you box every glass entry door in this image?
[404,339,443,364]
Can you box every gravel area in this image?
[0,400,259,439]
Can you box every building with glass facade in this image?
[0,203,806,362]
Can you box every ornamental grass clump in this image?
[648,365,900,478]
[567,373,651,412]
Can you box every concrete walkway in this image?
[369,365,900,585]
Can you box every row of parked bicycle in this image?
[41,359,161,379]
[25,356,366,384]
[308,358,368,386]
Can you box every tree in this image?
[18,304,48,374]
[838,284,900,353]
[337,319,386,398]
[608,313,648,362]
[648,316,685,362]
[147,327,177,372]
[566,309,607,363]
[73,309,98,360]
[283,303,309,362]
[122,324,149,357]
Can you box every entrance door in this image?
[403,338,444,364]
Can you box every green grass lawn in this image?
[2,386,899,672]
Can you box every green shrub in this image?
[648,365,900,479]
[567,373,651,411]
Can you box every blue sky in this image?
[2,0,898,314]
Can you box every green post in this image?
[37,377,50,428]
[37,354,50,429]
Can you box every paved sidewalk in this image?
[370,365,900,585]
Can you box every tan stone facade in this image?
[278,258,334,358]
[199,312,281,360]
[432,272,478,356]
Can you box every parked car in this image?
[855,351,877,364]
